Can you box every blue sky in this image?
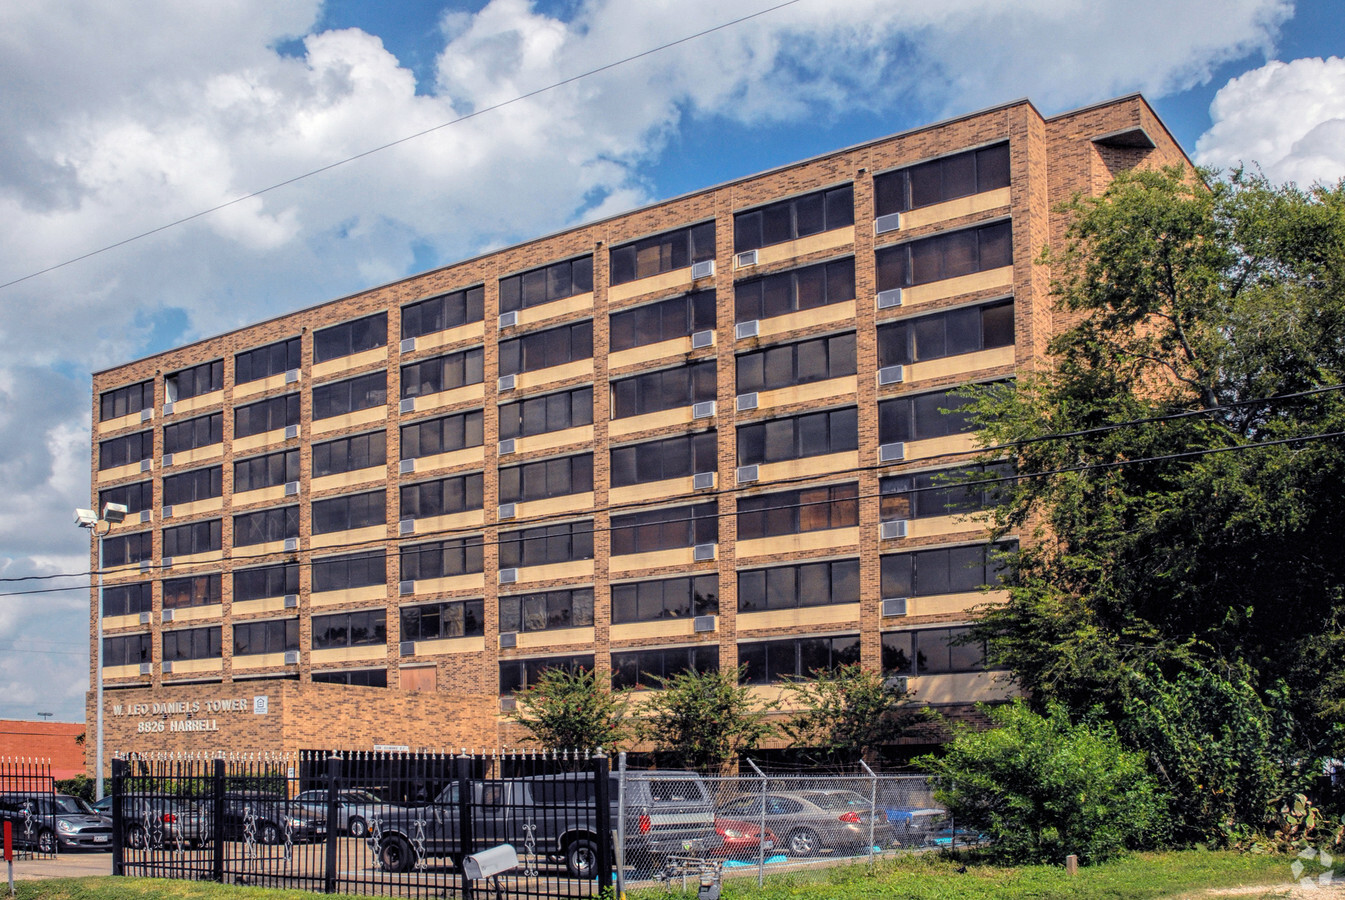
[0,0,1343,723]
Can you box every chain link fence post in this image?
[746,758,768,887]
[615,751,627,898]
[860,760,878,861]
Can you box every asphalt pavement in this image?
[6,850,112,881]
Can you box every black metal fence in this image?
[110,750,611,898]
[0,757,58,858]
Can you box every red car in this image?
[709,817,775,857]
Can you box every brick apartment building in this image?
[85,93,1190,764]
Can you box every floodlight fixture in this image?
[74,508,98,528]
[100,502,128,524]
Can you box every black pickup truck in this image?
[368,770,714,878]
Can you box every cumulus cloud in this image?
[0,0,1292,719]
[1196,56,1345,186]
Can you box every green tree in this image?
[512,667,631,752]
[781,663,928,766]
[639,666,775,772]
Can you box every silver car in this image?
[293,789,400,837]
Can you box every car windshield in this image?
[53,796,95,814]
[343,791,382,803]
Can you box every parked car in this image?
[717,790,896,857]
[214,792,326,844]
[0,793,113,852]
[708,818,775,857]
[292,789,401,837]
[93,794,209,849]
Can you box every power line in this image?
[0,0,805,293]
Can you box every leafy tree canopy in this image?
[511,666,631,752]
[639,665,775,772]
[782,663,928,766]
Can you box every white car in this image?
[292,790,400,837]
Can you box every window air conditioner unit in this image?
[499,632,517,649]
[692,472,715,491]
[399,641,415,657]
[878,365,905,386]
[691,260,715,279]
[162,506,174,519]
[139,560,152,572]
[499,697,517,712]
[498,503,517,520]
[399,337,416,353]
[498,438,516,455]
[693,615,717,633]
[499,568,518,584]
[161,557,174,570]
[284,650,300,665]
[284,594,299,609]
[881,597,909,618]
[736,465,758,484]
[162,453,174,467]
[284,368,301,384]
[284,481,300,496]
[875,212,902,235]
[140,409,154,423]
[885,674,909,692]
[140,510,152,524]
[735,320,759,341]
[399,398,415,414]
[736,393,758,412]
[139,662,152,676]
[162,609,175,622]
[398,580,414,596]
[878,442,906,463]
[693,543,716,562]
[399,459,415,474]
[284,424,300,439]
[881,519,908,540]
[162,401,174,416]
[691,330,714,349]
[139,612,152,625]
[283,537,299,552]
[877,288,903,309]
[162,661,174,674]
[140,459,153,473]
[735,250,758,268]
[692,401,715,419]
[499,311,519,329]
[399,519,415,535]
[498,374,516,392]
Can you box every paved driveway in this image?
[8,851,112,880]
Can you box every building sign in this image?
[110,696,264,734]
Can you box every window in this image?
[738,634,860,683]
[401,347,484,398]
[234,393,299,438]
[103,633,151,667]
[401,599,485,641]
[233,449,300,493]
[400,473,484,519]
[312,609,386,649]
[736,406,858,466]
[312,432,386,478]
[162,519,221,557]
[312,490,386,534]
[500,256,594,313]
[877,387,979,444]
[102,583,151,617]
[499,386,593,441]
[233,563,299,603]
[737,559,860,612]
[878,299,1014,367]
[880,542,1012,598]
[99,481,152,516]
[402,285,485,338]
[233,619,299,656]
[882,626,987,675]
[876,221,1012,291]
[611,361,716,419]
[400,409,484,459]
[734,185,854,252]
[165,360,223,402]
[99,431,152,470]
[499,588,594,634]
[312,669,387,687]
[612,574,718,624]
[611,503,717,556]
[164,412,223,454]
[610,290,715,352]
[235,337,301,385]
[162,626,222,661]
[312,550,387,592]
[611,431,717,488]
[499,521,594,569]
[103,531,152,567]
[163,574,221,609]
[400,535,484,581]
[313,312,387,363]
[879,461,1014,520]
[162,466,222,506]
[498,321,592,376]
[874,143,1010,216]
[734,258,855,323]
[498,654,594,695]
[233,506,299,546]
[313,371,387,420]
[736,332,856,394]
[100,380,154,421]
[498,455,593,505]
[612,645,718,690]
[737,483,858,540]
[610,222,715,285]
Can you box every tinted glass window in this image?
[235,338,301,384]
[401,347,485,398]
[401,409,484,459]
[610,222,715,285]
[874,143,1010,215]
[500,257,594,312]
[610,291,715,352]
[164,412,223,454]
[402,286,485,338]
[313,313,387,363]
[400,535,485,581]
[734,258,855,323]
[498,322,592,376]
[611,575,718,624]
[734,185,854,252]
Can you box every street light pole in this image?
[76,502,126,802]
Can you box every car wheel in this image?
[379,834,416,873]
[37,829,57,855]
[347,816,368,838]
[258,822,280,845]
[565,837,598,880]
[124,824,147,850]
[786,828,819,857]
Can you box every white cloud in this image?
[1196,56,1345,186]
[0,0,1292,719]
